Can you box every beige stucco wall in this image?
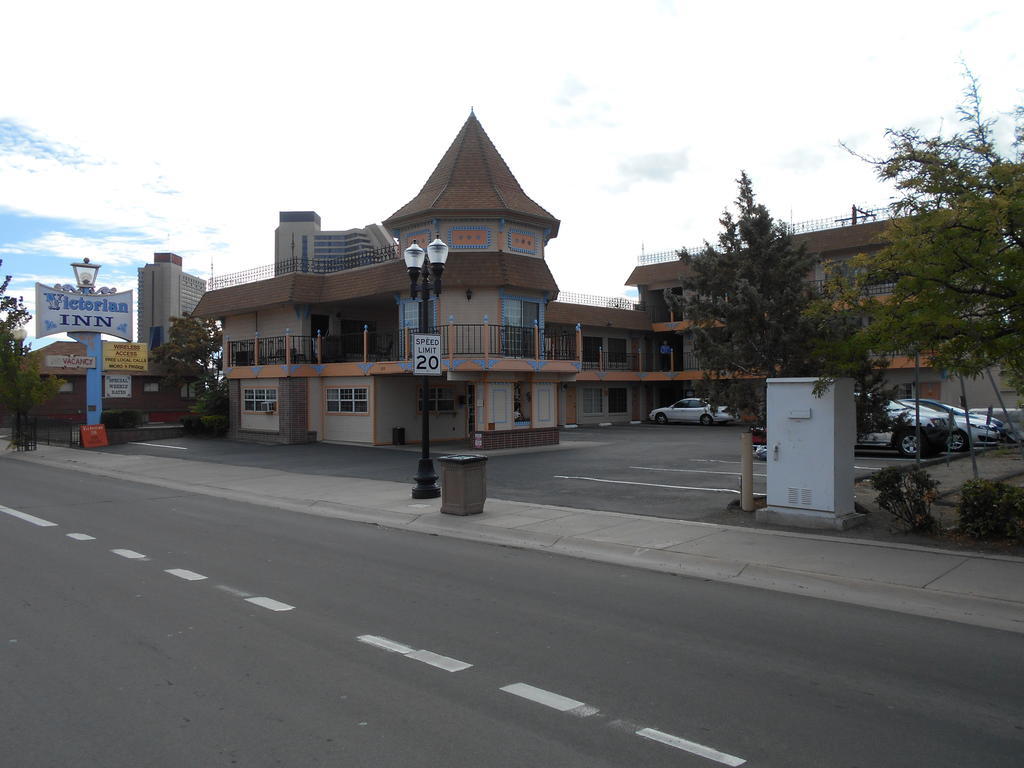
[239,377,279,432]
[374,376,466,444]
[321,376,373,443]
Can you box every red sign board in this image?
[80,424,109,448]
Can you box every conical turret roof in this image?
[384,112,559,236]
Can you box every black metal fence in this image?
[5,415,80,449]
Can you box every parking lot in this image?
[102,423,918,523]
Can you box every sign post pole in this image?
[70,332,104,426]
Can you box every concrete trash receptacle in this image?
[439,454,488,516]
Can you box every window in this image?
[326,387,369,413]
[400,298,435,329]
[505,298,539,328]
[243,388,277,412]
[582,387,603,415]
[897,383,915,399]
[608,387,627,413]
[181,382,200,399]
[420,387,455,413]
[144,382,160,393]
[607,338,627,368]
[58,381,73,393]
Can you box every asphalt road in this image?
[2,459,1022,767]
[95,424,912,521]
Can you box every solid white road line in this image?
[406,649,473,672]
[0,505,58,527]
[66,533,96,540]
[129,442,188,450]
[111,549,147,559]
[245,596,294,611]
[636,727,745,766]
[554,475,740,494]
[357,635,415,654]
[500,683,598,716]
[165,568,207,581]
[632,466,767,478]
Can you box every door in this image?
[467,384,476,434]
[565,386,577,425]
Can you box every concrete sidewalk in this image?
[5,440,1024,634]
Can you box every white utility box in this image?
[757,377,864,530]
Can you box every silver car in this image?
[649,398,733,425]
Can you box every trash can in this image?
[392,427,405,445]
[439,454,488,516]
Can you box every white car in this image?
[897,399,1002,451]
[649,398,733,425]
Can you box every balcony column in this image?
[363,324,369,363]
[533,320,540,361]
[285,329,292,366]
[316,330,323,366]
[575,323,582,365]
[483,315,490,362]
[447,315,455,367]
[225,335,231,367]
[254,331,260,366]
[670,347,675,372]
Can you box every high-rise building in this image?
[274,212,394,272]
[137,253,207,348]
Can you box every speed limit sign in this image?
[412,333,441,376]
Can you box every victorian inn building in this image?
[194,113,1005,448]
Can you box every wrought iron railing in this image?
[209,244,400,290]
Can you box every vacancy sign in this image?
[412,333,441,376]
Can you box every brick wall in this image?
[278,378,312,444]
[227,379,242,440]
[472,426,559,450]
[25,374,197,422]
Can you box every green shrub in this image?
[101,409,143,429]
[870,466,939,532]
[180,414,204,434]
[200,414,228,436]
[958,479,1024,541]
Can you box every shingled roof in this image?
[384,112,560,236]
[192,253,560,318]
[545,302,651,331]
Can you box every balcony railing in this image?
[210,244,401,290]
[556,291,642,311]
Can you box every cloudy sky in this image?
[1,0,1021,346]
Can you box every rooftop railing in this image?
[636,206,892,265]
[209,244,400,290]
[556,291,643,311]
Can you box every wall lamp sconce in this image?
[465,287,473,301]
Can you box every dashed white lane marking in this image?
[244,596,294,612]
[632,466,767,478]
[66,533,95,541]
[129,442,188,450]
[165,568,207,581]
[358,635,415,654]
[500,683,599,717]
[356,635,473,672]
[636,727,746,766]
[406,649,473,672]
[0,505,58,527]
[554,475,740,494]
[111,549,147,559]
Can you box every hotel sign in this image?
[35,283,133,341]
[104,375,132,398]
[103,342,149,372]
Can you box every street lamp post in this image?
[405,238,449,499]
[10,326,29,450]
[67,258,104,426]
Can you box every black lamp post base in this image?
[412,458,440,499]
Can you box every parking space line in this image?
[0,505,58,527]
[357,635,415,654]
[129,442,188,450]
[67,533,96,541]
[636,727,745,766]
[555,476,740,494]
[632,466,766,478]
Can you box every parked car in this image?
[969,407,1022,442]
[649,398,733,425]
[896,399,1002,451]
[858,401,951,458]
